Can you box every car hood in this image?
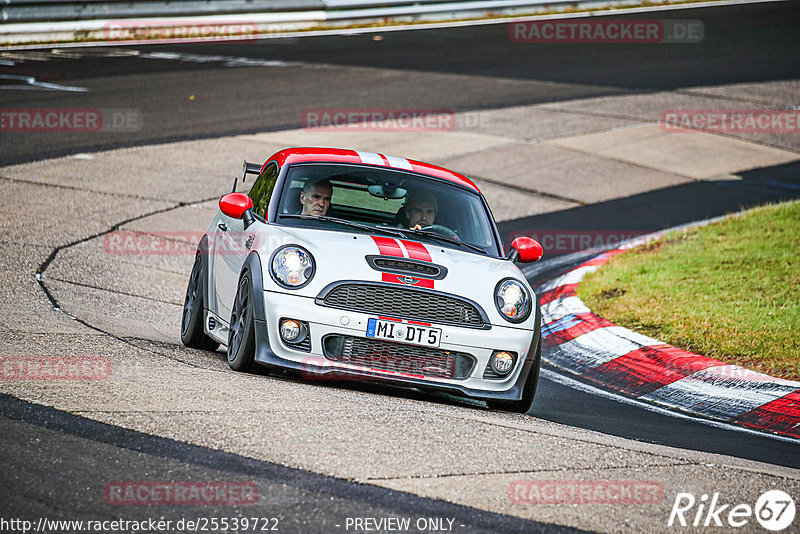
[259,226,536,329]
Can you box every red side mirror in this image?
[510,236,543,263]
[219,193,253,219]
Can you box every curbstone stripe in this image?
[535,233,800,440]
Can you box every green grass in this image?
[577,201,800,380]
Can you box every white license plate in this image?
[366,318,441,348]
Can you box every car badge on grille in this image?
[401,276,419,285]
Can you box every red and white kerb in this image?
[537,245,800,440]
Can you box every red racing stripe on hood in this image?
[400,240,432,262]
[371,236,435,289]
[370,236,403,257]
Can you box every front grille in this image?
[318,283,487,328]
[373,258,441,277]
[322,335,474,379]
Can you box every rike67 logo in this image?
[668,490,795,531]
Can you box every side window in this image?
[247,162,278,217]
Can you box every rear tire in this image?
[181,253,220,351]
[486,341,541,414]
[227,269,257,373]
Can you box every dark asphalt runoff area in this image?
[1,1,798,166]
[1,1,799,530]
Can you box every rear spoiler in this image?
[232,160,262,193]
[243,160,261,176]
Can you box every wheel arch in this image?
[197,235,212,321]
[241,251,268,323]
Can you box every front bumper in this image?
[253,289,541,402]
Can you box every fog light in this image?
[280,319,301,341]
[491,351,515,375]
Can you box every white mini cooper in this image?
[181,147,544,412]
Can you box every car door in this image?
[211,213,248,324]
[212,162,278,324]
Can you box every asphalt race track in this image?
[2,2,799,166]
[1,2,799,532]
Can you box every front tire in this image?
[486,340,541,414]
[181,253,219,351]
[227,269,257,373]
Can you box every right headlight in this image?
[494,278,532,323]
[270,245,315,289]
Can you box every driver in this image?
[300,179,332,216]
[402,191,438,230]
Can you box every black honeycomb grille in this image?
[322,335,474,379]
[320,283,485,327]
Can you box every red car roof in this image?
[263,147,480,192]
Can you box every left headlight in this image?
[494,278,532,323]
[270,245,315,289]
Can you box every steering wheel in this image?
[421,224,459,240]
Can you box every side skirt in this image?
[205,311,229,346]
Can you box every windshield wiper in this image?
[281,214,487,254]
[404,228,488,255]
[280,214,407,238]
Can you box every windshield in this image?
[273,163,500,256]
